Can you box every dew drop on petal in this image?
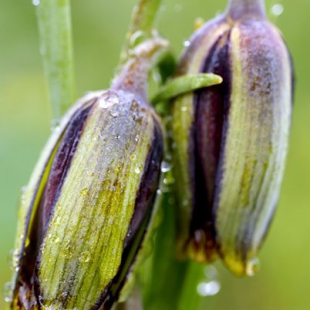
[135,165,142,174]
[80,188,89,197]
[48,233,60,244]
[99,93,119,109]
[79,251,91,263]
[50,119,61,132]
[130,153,137,161]
[246,257,260,276]
[8,249,20,271]
[109,108,119,118]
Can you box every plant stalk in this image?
[119,0,162,66]
[36,0,75,119]
[226,0,266,19]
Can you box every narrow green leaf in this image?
[152,73,223,104]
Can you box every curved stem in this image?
[226,0,266,20]
[119,0,162,66]
[36,0,75,118]
[112,37,168,101]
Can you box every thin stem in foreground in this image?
[36,0,75,119]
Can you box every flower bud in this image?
[171,0,294,276]
[9,38,167,309]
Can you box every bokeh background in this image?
[1,0,309,309]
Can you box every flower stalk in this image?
[226,0,266,19]
[36,0,75,118]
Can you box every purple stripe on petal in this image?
[125,117,163,248]
[188,30,232,255]
[40,102,94,232]
[14,102,94,308]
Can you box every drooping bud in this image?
[9,38,167,309]
[171,0,294,276]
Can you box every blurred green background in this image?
[1,0,309,309]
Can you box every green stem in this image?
[177,262,205,310]
[116,287,143,310]
[140,191,189,310]
[36,0,75,118]
[226,0,266,20]
[119,0,162,66]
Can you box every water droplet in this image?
[127,230,132,238]
[194,17,205,30]
[107,93,120,105]
[135,165,142,174]
[181,106,187,112]
[183,40,191,47]
[50,119,61,132]
[109,106,119,118]
[61,291,68,299]
[99,93,119,109]
[130,154,137,161]
[20,186,27,195]
[8,249,20,270]
[129,30,147,48]
[197,281,221,296]
[79,251,91,263]
[32,0,40,6]
[174,4,183,12]
[116,134,121,140]
[163,174,175,185]
[135,135,139,142]
[48,233,60,244]
[271,3,284,16]
[3,282,13,303]
[156,189,162,195]
[80,188,89,197]
[152,70,162,84]
[161,161,172,173]
[246,257,260,276]
[64,241,74,259]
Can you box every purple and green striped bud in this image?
[171,0,294,276]
[9,38,167,309]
